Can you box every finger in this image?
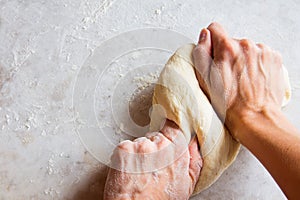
[193,28,212,98]
[133,137,157,153]
[111,140,135,171]
[256,42,271,51]
[207,22,237,63]
[238,39,256,52]
[159,120,188,158]
[117,140,134,153]
[273,50,283,66]
[232,39,257,75]
[146,132,172,149]
[160,119,183,143]
[207,22,229,48]
[163,119,179,129]
[188,136,202,190]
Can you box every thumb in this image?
[188,136,202,191]
[193,28,213,99]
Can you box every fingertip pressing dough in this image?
[149,44,292,194]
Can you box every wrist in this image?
[225,104,283,142]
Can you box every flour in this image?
[128,71,159,127]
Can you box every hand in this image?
[193,22,285,139]
[103,120,202,200]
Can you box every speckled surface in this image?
[0,0,299,199]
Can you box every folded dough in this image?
[149,44,291,194]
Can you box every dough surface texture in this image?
[149,44,291,194]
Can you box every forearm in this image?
[228,107,300,199]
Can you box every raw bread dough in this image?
[149,44,291,194]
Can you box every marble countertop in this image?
[0,0,299,199]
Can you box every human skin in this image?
[103,120,202,200]
[104,22,300,199]
[193,22,300,199]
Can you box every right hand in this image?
[193,22,285,139]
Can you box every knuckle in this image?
[239,39,258,55]
[208,22,220,29]
[222,39,233,49]
[146,132,170,144]
[274,50,283,60]
[151,132,173,149]
[145,131,158,137]
[133,136,148,143]
[257,43,271,52]
[217,38,236,59]
[151,132,170,144]
[256,43,265,49]
[219,38,231,47]
[240,39,253,48]
[210,22,219,26]
[117,140,133,151]
[135,138,155,153]
[147,132,163,142]
[148,135,160,143]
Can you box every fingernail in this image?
[199,29,207,43]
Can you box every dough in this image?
[149,44,291,194]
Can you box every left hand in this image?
[103,120,202,200]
